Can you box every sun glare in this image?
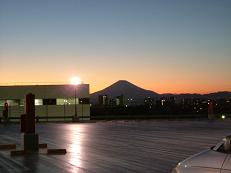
[70,76,81,85]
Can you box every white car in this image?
[172,134,231,173]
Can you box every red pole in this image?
[208,101,214,120]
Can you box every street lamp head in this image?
[70,76,81,85]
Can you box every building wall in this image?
[0,84,90,121]
[0,84,89,99]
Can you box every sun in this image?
[70,76,81,85]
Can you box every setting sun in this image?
[70,76,81,85]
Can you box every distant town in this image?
[90,80,231,119]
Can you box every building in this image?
[98,95,108,106]
[144,97,154,108]
[116,95,124,106]
[109,98,116,107]
[0,84,90,121]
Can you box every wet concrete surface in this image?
[0,120,231,173]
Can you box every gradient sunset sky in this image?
[0,0,231,94]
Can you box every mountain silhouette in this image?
[90,80,231,105]
[90,80,159,104]
[159,91,231,99]
[205,91,231,99]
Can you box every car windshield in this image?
[213,139,231,154]
[216,143,226,153]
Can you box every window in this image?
[79,98,90,104]
[0,100,20,106]
[66,98,79,105]
[57,98,65,105]
[43,99,56,105]
[35,99,43,105]
[216,144,225,153]
[215,142,231,154]
[0,100,6,106]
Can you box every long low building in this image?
[0,84,90,121]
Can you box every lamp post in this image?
[74,86,77,118]
[64,99,66,121]
[70,76,81,121]
[80,100,83,120]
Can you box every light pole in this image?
[80,100,83,120]
[64,99,66,121]
[74,86,77,118]
[70,76,81,121]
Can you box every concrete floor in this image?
[0,120,231,173]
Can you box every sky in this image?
[0,0,231,94]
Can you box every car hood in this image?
[178,149,227,169]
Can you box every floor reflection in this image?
[67,125,83,170]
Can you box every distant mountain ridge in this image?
[160,91,231,99]
[90,80,231,104]
[90,80,158,104]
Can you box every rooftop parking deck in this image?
[0,120,231,173]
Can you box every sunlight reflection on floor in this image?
[68,125,83,169]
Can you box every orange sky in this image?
[0,68,230,94]
[0,52,230,94]
[0,0,231,94]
